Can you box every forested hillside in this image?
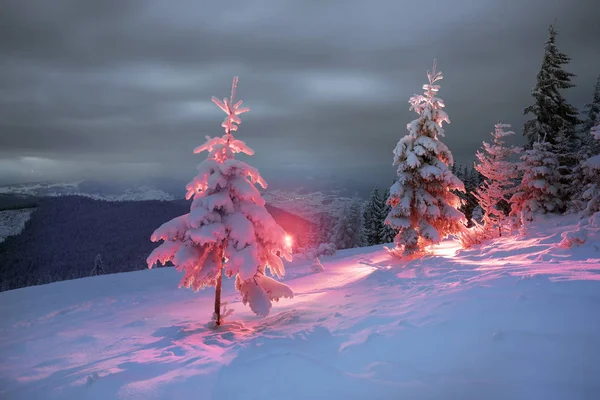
[0,196,313,291]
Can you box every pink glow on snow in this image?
[429,239,462,258]
[285,234,293,248]
[2,215,599,400]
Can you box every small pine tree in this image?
[147,77,293,325]
[362,186,384,245]
[523,25,580,148]
[91,253,105,276]
[510,140,563,223]
[473,123,521,236]
[385,61,466,256]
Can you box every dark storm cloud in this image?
[0,0,599,188]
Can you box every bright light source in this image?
[285,234,293,248]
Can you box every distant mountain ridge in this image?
[0,195,315,291]
[0,180,176,201]
[0,180,361,221]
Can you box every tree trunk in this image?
[214,267,224,327]
[498,216,502,237]
[213,248,224,327]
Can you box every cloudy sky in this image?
[0,0,598,191]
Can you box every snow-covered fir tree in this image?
[380,186,397,243]
[510,140,563,223]
[473,123,521,236]
[362,186,385,245]
[90,253,105,276]
[580,74,600,156]
[523,25,580,148]
[570,76,600,208]
[146,77,293,325]
[385,61,466,256]
[332,199,363,250]
[581,120,600,214]
[523,26,581,207]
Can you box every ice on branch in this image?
[147,77,293,325]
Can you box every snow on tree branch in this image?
[385,61,466,257]
[147,77,293,323]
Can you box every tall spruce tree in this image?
[523,25,580,148]
[569,76,600,210]
[582,119,600,214]
[580,75,600,156]
[385,61,465,256]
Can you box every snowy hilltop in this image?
[1,213,599,399]
[2,22,600,400]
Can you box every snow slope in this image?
[1,214,599,400]
[0,208,35,244]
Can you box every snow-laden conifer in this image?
[473,123,521,236]
[582,120,600,214]
[385,61,466,256]
[147,77,292,325]
[523,25,580,148]
[510,140,563,223]
[580,75,600,156]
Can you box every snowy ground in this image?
[1,214,599,400]
[0,208,35,243]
